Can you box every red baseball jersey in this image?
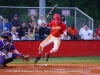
[47,20,67,37]
[96,28,100,37]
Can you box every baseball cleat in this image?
[0,65,3,69]
[3,64,7,67]
[45,53,50,61]
[34,56,41,63]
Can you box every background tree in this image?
[0,0,100,28]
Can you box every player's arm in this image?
[11,45,27,58]
[46,20,52,27]
[10,43,23,57]
[13,49,29,63]
[63,24,68,37]
[11,44,29,61]
[63,30,67,37]
[13,49,23,57]
[46,23,50,27]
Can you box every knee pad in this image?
[12,54,17,59]
[40,43,43,47]
[52,48,58,52]
[0,55,5,64]
[38,43,44,51]
[2,58,13,65]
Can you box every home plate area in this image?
[0,64,100,75]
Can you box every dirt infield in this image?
[0,64,100,75]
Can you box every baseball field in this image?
[0,56,100,75]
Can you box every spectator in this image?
[28,16,37,29]
[28,27,35,40]
[60,15,67,24]
[21,32,31,40]
[13,33,20,40]
[11,27,18,40]
[37,15,47,28]
[0,15,3,34]
[10,14,21,33]
[3,19,10,31]
[19,22,28,38]
[68,24,78,40]
[39,23,50,40]
[79,23,87,36]
[79,25,93,40]
[92,32,100,40]
[28,16,39,40]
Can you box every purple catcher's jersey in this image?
[0,39,16,51]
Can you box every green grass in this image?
[10,56,100,64]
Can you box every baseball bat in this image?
[45,4,58,20]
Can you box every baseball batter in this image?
[34,14,67,63]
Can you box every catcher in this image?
[0,32,29,69]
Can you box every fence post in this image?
[75,8,77,28]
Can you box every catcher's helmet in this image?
[1,32,12,39]
[53,14,60,23]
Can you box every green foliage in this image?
[20,12,29,23]
[0,0,100,27]
[46,0,69,7]
[47,0,100,27]
[67,16,74,27]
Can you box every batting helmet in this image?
[53,14,60,23]
[1,32,12,39]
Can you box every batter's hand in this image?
[64,34,67,37]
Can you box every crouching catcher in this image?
[0,32,29,69]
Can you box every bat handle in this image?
[55,4,58,7]
[45,14,50,20]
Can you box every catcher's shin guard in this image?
[34,56,41,63]
[2,58,13,67]
[2,54,17,67]
[45,53,50,61]
[0,65,3,69]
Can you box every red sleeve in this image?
[46,23,52,27]
[46,21,53,27]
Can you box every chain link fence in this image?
[0,6,93,36]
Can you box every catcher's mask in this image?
[1,32,12,42]
[53,14,60,24]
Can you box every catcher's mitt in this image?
[22,55,30,63]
